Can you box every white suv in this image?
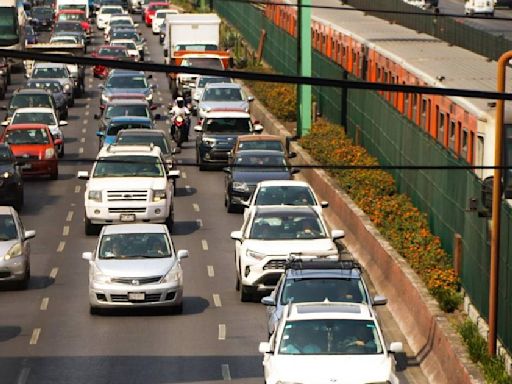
[230,206,344,301]
[77,144,180,235]
[259,302,403,384]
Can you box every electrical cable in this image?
[3,49,512,100]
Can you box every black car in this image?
[223,150,299,213]
[31,6,54,31]
[53,21,88,44]
[26,79,69,119]
[2,89,59,122]
[0,144,24,211]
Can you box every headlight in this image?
[246,249,266,260]
[232,181,249,192]
[160,268,181,283]
[44,148,55,159]
[4,243,22,260]
[63,83,71,92]
[152,189,166,202]
[101,93,109,102]
[2,171,12,178]
[88,190,102,202]
[93,266,111,283]
[202,137,216,146]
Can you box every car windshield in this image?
[254,186,316,206]
[181,57,223,69]
[32,7,53,17]
[149,3,168,10]
[249,212,326,240]
[238,140,283,152]
[204,118,251,134]
[98,233,172,259]
[105,105,149,118]
[112,41,136,50]
[116,134,169,154]
[0,214,17,241]
[5,128,51,145]
[106,75,148,88]
[54,22,83,32]
[10,94,52,109]
[198,76,232,88]
[202,87,243,101]
[110,18,132,26]
[12,112,56,126]
[58,5,86,12]
[176,44,218,52]
[93,155,164,177]
[233,153,287,171]
[112,31,140,41]
[58,13,85,21]
[98,47,128,57]
[281,278,367,304]
[101,7,123,14]
[279,319,383,355]
[106,122,151,135]
[32,67,68,78]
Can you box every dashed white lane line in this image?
[84,110,89,116]
[57,241,65,253]
[196,218,203,228]
[221,364,231,381]
[79,147,84,154]
[16,367,30,384]
[29,328,41,345]
[201,239,208,251]
[181,171,187,179]
[85,104,90,109]
[213,294,222,307]
[75,185,81,193]
[40,297,49,311]
[207,265,214,277]
[158,96,163,102]
[218,324,226,340]
[50,267,59,279]
[80,137,86,143]
[83,119,88,125]
[193,203,200,212]
[157,90,161,96]
[82,128,86,134]
[62,226,70,237]
[66,211,74,222]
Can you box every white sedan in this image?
[111,38,141,61]
[230,206,344,302]
[96,5,125,30]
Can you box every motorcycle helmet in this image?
[176,96,184,108]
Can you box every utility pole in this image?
[296,0,311,137]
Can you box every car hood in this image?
[265,354,394,384]
[96,257,175,278]
[88,177,167,190]
[231,170,292,184]
[200,100,249,112]
[104,88,150,96]
[0,240,19,256]
[243,238,336,254]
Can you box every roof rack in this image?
[284,252,361,271]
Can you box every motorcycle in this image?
[170,113,190,148]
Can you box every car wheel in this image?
[89,306,101,315]
[85,217,100,236]
[165,207,174,231]
[16,266,30,290]
[58,145,64,158]
[50,168,58,180]
[14,190,24,212]
[240,284,253,302]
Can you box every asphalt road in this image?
[0,16,426,384]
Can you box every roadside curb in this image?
[243,87,485,384]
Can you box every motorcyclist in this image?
[169,97,191,144]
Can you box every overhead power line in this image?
[218,0,512,21]
[2,49,512,100]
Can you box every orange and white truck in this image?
[163,13,231,100]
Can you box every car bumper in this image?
[85,202,170,224]
[89,281,183,308]
[241,256,287,290]
[0,258,28,282]
[20,160,57,177]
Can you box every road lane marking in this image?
[193,203,199,212]
[185,185,191,192]
[75,185,81,193]
[202,240,208,251]
[157,90,161,95]
[62,226,69,236]
[57,241,65,252]
[79,147,84,154]
[80,138,86,143]
[82,128,86,134]
[177,159,183,164]
[159,96,163,102]
[218,324,226,340]
[66,211,74,222]
[181,171,187,179]
[50,267,59,279]
[29,328,41,345]
[84,110,89,116]
[16,367,30,384]
[85,104,90,109]
[40,297,49,311]
[221,364,231,381]
[83,119,88,125]
[196,218,203,228]
[207,265,214,277]
[213,294,222,307]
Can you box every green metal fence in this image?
[212,0,512,354]
[344,0,512,61]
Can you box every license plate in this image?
[128,292,145,301]
[21,163,32,170]
[120,214,135,222]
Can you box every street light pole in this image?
[488,50,512,356]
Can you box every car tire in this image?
[85,217,100,236]
[227,198,237,214]
[50,168,58,180]
[15,265,30,290]
[89,306,101,315]
[240,284,253,302]
[14,190,24,212]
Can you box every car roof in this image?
[235,149,285,157]
[0,206,15,215]
[102,223,167,235]
[204,82,241,89]
[13,107,53,113]
[109,116,152,123]
[98,144,161,156]
[257,180,310,187]
[204,110,251,118]
[14,88,51,95]
[237,134,282,142]
[105,99,149,106]
[286,302,374,321]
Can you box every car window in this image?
[281,278,367,304]
[10,94,52,109]
[254,186,316,206]
[32,67,69,78]
[5,128,51,145]
[249,213,326,240]
[12,112,56,126]
[98,233,172,259]
[204,118,251,134]
[238,140,283,152]
[234,153,287,171]
[92,155,164,177]
[0,214,18,241]
[105,105,150,118]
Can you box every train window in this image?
[461,128,468,160]
[376,67,381,81]
[412,93,418,123]
[437,112,445,144]
[449,120,456,151]
[420,98,427,128]
[390,76,396,105]
[476,135,484,176]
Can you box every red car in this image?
[55,10,91,37]
[92,45,130,78]
[0,124,60,179]
[144,2,169,27]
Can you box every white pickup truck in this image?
[77,144,180,235]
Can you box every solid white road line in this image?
[40,297,49,311]
[202,239,208,251]
[62,226,69,236]
[66,211,74,222]
[193,203,199,212]
[57,241,65,253]
[207,265,214,277]
[29,328,41,345]
[75,185,81,193]
[221,364,231,381]
[218,324,226,340]
[16,367,30,384]
[213,294,222,307]
[49,267,59,279]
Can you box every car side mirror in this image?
[24,230,36,240]
[241,199,250,208]
[59,120,68,126]
[230,230,242,241]
[167,170,180,179]
[261,296,276,306]
[96,131,104,137]
[389,342,403,354]
[193,125,202,132]
[82,251,93,261]
[258,342,272,354]
[320,201,329,208]
[331,229,345,240]
[291,167,300,175]
[247,96,254,102]
[288,151,297,159]
[176,249,189,260]
[372,295,388,306]
[253,124,263,133]
[223,167,231,174]
[77,170,89,180]
[94,113,100,120]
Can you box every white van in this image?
[465,0,495,15]
[55,0,90,19]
